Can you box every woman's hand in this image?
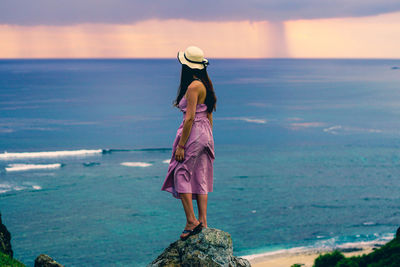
[175,146,185,162]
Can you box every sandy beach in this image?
[241,242,387,267]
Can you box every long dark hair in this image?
[174,64,217,113]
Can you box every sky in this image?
[1,0,400,58]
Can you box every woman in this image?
[161,46,217,241]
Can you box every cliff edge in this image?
[0,212,13,258]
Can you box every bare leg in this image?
[180,193,200,239]
[196,194,208,228]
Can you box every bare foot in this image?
[199,219,207,228]
[180,220,201,240]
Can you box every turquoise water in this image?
[1,59,400,266]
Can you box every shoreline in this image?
[240,237,392,267]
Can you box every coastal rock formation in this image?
[396,226,400,239]
[148,228,251,267]
[0,212,13,258]
[34,254,64,267]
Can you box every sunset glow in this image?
[1,11,400,58]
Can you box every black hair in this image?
[174,64,217,113]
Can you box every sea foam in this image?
[120,162,152,167]
[0,149,102,160]
[5,163,62,172]
[241,232,394,261]
[219,117,267,124]
[0,182,42,194]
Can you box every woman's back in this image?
[183,78,207,105]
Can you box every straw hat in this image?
[177,46,209,70]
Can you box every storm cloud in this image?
[1,0,400,25]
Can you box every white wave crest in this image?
[219,117,267,124]
[5,163,62,172]
[0,183,11,194]
[0,183,12,189]
[0,149,102,160]
[0,182,42,194]
[241,232,394,261]
[323,125,342,134]
[120,162,152,167]
[241,118,267,124]
[323,125,383,135]
[162,159,170,164]
[13,186,26,191]
[291,122,325,128]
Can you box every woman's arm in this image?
[178,83,200,148]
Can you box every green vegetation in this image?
[313,235,400,267]
[314,250,345,267]
[0,252,26,267]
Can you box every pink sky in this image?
[1,11,400,58]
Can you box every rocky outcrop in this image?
[0,213,64,267]
[148,228,251,267]
[34,254,64,267]
[0,212,13,258]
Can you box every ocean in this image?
[1,58,400,266]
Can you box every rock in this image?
[337,247,363,253]
[83,162,101,167]
[34,254,64,267]
[0,212,13,258]
[396,226,400,239]
[148,228,251,267]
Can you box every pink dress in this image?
[161,95,215,200]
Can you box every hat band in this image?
[184,53,209,67]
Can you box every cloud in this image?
[1,0,400,25]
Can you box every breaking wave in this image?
[5,163,63,172]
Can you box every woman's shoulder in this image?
[188,78,203,87]
[187,80,205,94]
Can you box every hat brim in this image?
[177,51,208,70]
